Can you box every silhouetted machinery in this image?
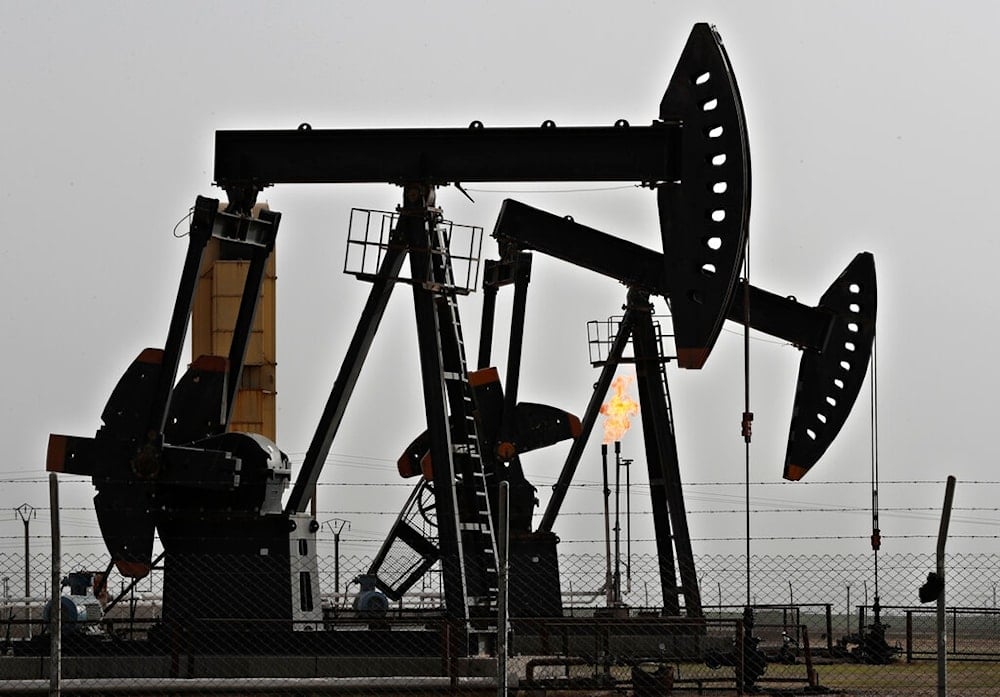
[46,23,875,657]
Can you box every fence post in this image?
[936,475,956,697]
[951,607,957,656]
[48,474,61,696]
[824,604,833,655]
[905,611,912,663]
[735,618,745,696]
[801,624,817,688]
[497,481,509,697]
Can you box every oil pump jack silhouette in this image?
[47,23,875,652]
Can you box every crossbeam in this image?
[214,125,680,187]
[211,23,749,373]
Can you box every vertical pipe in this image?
[601,444,612,607]
[497,481,509,697]
[937,475,956,697]
[613,441,621,605]
[625,457,631,594]
[48,474,60,696]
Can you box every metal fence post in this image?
[936,475,956,697]
[906,610,913,663]
[735,618,745,696]
[824,604,833,655]
[951,606,957,656]
[48,474,60,696]
[497,481,509,697]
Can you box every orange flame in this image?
[599,375,640,444]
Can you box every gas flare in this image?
[600,375,639,444]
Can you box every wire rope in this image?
[742,235,753,608]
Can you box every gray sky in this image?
[3,1,998,564]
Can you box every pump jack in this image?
[488,199,875,618]
[45,23,875,659]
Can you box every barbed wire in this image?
[1,477,990,487]
[21,503,1000,517]
[0,532,988,544]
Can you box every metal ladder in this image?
[658,357,677,438]
[367,213,498,628]
[427,222,499,616]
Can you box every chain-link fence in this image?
[0,551,997,694]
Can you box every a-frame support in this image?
[539,288,703,618]
[301,185,497,638]
[628,290,702,617]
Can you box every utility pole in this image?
[14,504,36,639]
[324,519,350,605]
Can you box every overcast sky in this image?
[3,1,999,571]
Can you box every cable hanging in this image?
[870,334,882,608]
[742,237,753,609]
